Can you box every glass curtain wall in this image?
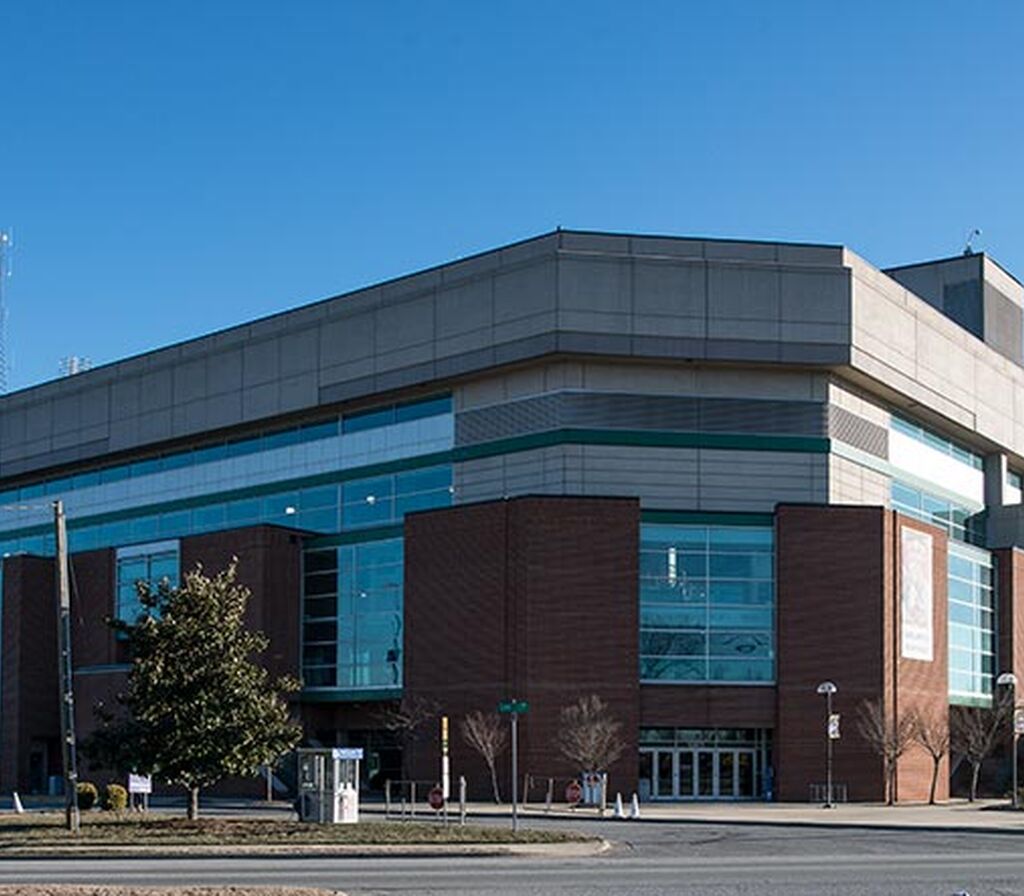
[302,538,404,691]
[640,524,774,684]
[947,542,995,705]
[0,395,453,556]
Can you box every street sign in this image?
[498,700,529,714]
[332,747,364,760]
[565,780,582,805]
[427,785,445,810]
[1015,711,1024,736]
[828,713,841,740]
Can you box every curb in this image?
[0,838,611,861]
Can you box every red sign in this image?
[427,786,445,810]
[565,780,582,805]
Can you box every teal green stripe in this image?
[305,526,403,549]
[301,687,400,703]
[0,429,829,541]
[641,510,775,526]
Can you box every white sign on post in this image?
[828,713,841,740]
[1015,711,1024,736]
[128,774,152,794]
[900,527,934,662]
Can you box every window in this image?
[890,481,981,545]
[948,543,995,705]
[115,540,180,623]
[301,537,404,691]
[640,524,774,684]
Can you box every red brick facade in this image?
[776,505,948,802]
[3,500,1019,801]
[403,496,640,800]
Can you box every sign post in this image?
[498,699,529,832]
[441,715,450,799]
[816,681,838,809]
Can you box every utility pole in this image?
[54,500,80,833]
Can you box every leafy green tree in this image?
[84,558,301,819]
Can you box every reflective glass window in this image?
[640,523,774,684]
[115,541,180,624]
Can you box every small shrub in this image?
[76,781,98,811]
[102,783,128,812]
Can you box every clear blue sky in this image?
[1,1,1021,392]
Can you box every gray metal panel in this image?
[455,392,831,445]
[827,406,888,458]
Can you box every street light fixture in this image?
[996,671,1019,810]
[816,680,838,809]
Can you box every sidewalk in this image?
[10,793,1024,835]
[363,798,1024,834]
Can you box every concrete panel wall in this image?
[5,230,1024,488]
[455,444,827,512]
[829,454,890,506]
[848,250,1024,462]
[0,233,849,482]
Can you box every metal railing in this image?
[384,776,467,825]
[809,782,848,804]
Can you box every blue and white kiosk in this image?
[296,747,363,824]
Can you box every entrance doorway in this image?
[640,747,758,799]
[638,728,771,801]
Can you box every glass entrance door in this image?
[642,747,760,800]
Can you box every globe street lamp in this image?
[816,680,838,808]
[996,671,1018,810]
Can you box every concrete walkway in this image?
[398,797,1024,833]
[10,793,1024,834]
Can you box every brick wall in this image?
[404,496,639,800]
[1,555,59,792]
[776,505,949,803]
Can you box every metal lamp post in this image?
[996,672,1018,810]
[816,681,838,809]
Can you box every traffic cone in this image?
[613,792,625,819]
[12,792,24,814]
[629,793,641,819]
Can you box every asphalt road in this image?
[3,820,1024,895]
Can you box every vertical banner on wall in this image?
[900,526,934,661]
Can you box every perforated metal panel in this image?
[456,391,888,458]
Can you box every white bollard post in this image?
[12,792,24,814]
[613,792,625,819]
[629,793,641,819]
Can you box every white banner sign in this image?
[128,774,152,794]
[900,526,934,662]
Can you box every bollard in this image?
[629,793,641,820]
[545,778,553,814]
[12,792,24,814]
[384,779,392,820]
[459,775,467,826]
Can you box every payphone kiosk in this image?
[296,747,363,824]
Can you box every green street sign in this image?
[498,700,529,714]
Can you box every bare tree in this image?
[461,711,508,803]
[951,699,1011,801]
[857,699,917,805]
[376,695,439,780]
[913,706,950,805]
[555,695,626,773]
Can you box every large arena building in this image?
[2,229,1023,802]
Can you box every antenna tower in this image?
[0,229,11,394]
